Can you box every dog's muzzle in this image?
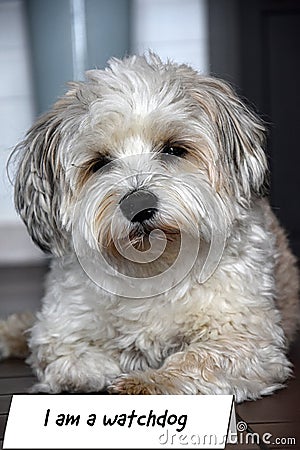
[119,189,158,223]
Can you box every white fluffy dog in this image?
[1,54,299,402]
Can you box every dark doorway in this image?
[208,0,300,257]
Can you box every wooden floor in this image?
[0,265,299,449]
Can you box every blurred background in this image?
[0,0,299,315]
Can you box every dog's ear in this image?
[191,77,268,200]
[13,105,70,256]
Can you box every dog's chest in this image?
[103,299,188,372]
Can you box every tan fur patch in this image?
[0,312,34,359]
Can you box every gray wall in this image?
[25,0,74,114]
[85,0,130,71]
[25,0,130,115]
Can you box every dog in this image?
[0,53,299,402]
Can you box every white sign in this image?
[3,395,236,449]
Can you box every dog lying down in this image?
[0,53,299,402]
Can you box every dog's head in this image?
[13,54,267,291]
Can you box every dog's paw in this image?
[29,382,55,394]
[108,371,181,395]
[108,374,162,395]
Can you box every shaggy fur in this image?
[1,54,299,402]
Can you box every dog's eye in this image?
[161,145,187,157]
[90,156,112,173]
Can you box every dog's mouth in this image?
[128,222,180,251]
[95,218,183,278]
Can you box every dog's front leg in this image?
[29,346,121,394]
[27,317,122,393]
[109,339,292,402]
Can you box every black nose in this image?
[119,190,158,223]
